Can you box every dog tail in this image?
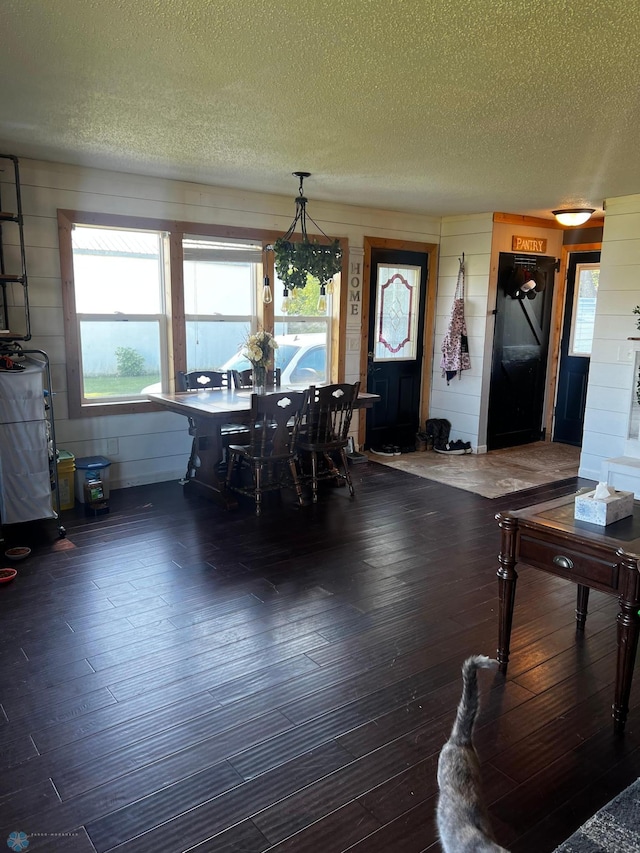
[449,655,497,746]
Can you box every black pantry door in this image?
[553,250,600,445]
[365,247,428,450]
[487,252,555,450]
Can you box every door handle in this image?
[553,555,574,570]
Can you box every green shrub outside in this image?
[115,346,146,377]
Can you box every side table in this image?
[496,492,640,733]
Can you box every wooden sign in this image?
[512,235,547,253]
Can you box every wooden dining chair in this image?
[177,369,231,392]
[231,368,281,390]
[177,369,231,483]
[225,390,306,516]
[296,381,360,502]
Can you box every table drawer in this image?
[518,534,620,591]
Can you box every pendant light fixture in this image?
[263,172,342,311]
[551,207,596,227]
[261,248,273,304]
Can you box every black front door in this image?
[487,252,555,450]
[553,251,600,445]
[365,248,428,450]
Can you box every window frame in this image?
[60,211,176,417]
[273,273,334,388]
[182,235,261,378]
[568,261,600,357]
[71,223,170,406]
[58,210,348,418]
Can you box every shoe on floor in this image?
[448,439,472,452]
[370,446,396,457]
[434,440,471,456]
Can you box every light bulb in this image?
[317,293,327,312]
[263,284,272,304]
[281,290,290,313]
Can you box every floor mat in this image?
[366,441,582,498]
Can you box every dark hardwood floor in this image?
[1,460,638,852]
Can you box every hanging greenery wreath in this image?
[273,237,342,290]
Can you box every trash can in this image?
[57,450,75,510]
[75,456,111,504]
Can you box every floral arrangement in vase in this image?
[243,328,278,393]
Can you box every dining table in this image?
[147,386,380,506]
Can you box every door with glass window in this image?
[365,248,428,450]
[553,251,600,445]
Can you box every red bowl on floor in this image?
[0,568,17,583]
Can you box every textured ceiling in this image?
[1,0,639,218]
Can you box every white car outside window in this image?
[142,333,327,393]
[222,333,327,387]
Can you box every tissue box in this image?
[574,488,634,526]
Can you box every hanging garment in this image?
[440,256,471,384]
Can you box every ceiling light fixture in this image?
[265,172,342,311]
[551,207,596,227]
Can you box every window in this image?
[183,237,259,373]
[69,224,168,405]
[569,262,600,356]
[372,265,420,361]
[58,211,345,417]
[274,275,333,387]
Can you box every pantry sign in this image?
[512,235,547,253]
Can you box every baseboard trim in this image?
[112,470,184,490]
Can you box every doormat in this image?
[367,441,582,498]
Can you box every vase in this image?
[252,364,267,394]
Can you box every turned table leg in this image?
[496,513,519,673]
[613,551,640,734]
[184,417,238,509]
[576,584,590,631]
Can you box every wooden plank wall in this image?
[580,193,640,484]
[0,157,440,490]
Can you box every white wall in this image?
[429,214,493,450]
[10,156,627,492]
[428,216,566,454]
[3,157,441,490]
[580,194,640,488]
